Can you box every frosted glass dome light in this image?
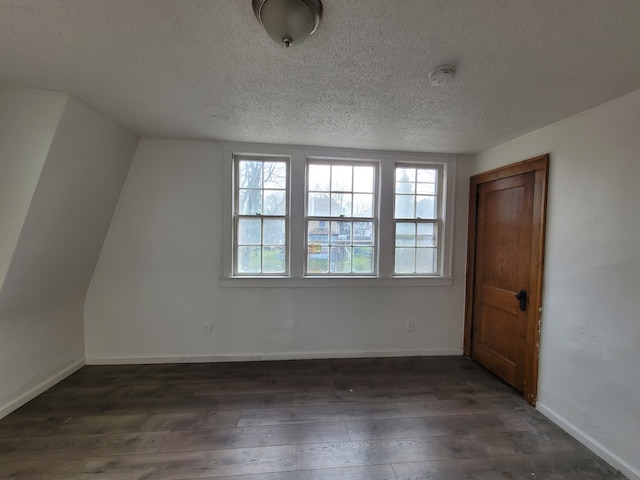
[253,0,323,48]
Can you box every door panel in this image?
[472,172,534,392]
[474,303,520,387]
[465,155,548,405]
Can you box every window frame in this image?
[304,158,379,276]
[393,163,444,276]
[221,143,456,287]
[232,154,290,277]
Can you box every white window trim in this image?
[221,142,457,288]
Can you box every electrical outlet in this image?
[203,322,212,335]
[406,320,415,332]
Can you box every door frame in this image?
[464,154,549,406]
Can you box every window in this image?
[394,165,441,274]
[306,161,377,275]
[222,143,456,286]
[234,157,288,275]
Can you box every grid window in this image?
[234,158,288,275]
[394,166,440,274]
[224,144,454,284]
[306,162,377,275]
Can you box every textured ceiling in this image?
[1,0,640,153]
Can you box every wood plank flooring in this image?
[0,356,626,479]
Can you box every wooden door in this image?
[464,155,548,405]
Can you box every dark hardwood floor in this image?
[0,356,625,479]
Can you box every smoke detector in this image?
[429,65,457,86]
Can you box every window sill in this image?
[218,276,454,288]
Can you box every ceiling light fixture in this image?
[429,65,457,86]
[252,0,323,48]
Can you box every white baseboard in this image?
[86,348,463,365]
[0,358,85,420]
[537,402,640,480]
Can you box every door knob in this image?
[515,289,527,311]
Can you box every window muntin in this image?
[234,157,288,275]
[306,161,377,275]
[394,165,441,275]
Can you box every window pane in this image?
[263,190,286,215]
[417,223,436,246]
[396,167,415,183]
[330,247,351,273]
[308,164,330,191]
[417,168,436,183]
[307,246,329,273]
[239,189,262,215]
[331,193,352,216]
[263,246,285,273]
[395,194,415,218]
[354,221,374,245]
[332,221,352,245]
[416,195,436,219]
[263,219,285,245]
[353,247,374,273]
[416,248,436,274]
[308,193,330,216]
[395,248,415,274]
[395,181,414,194]
[308,220,329,244]
[238,218,261,245]
[417,182,436,194]
[239,161,262,188]
[237,246,261,273]
[263,162,286,189]
[353,193,374,217]
[353,166,374,193]
[395,223,416,246]
[331,165,352,191]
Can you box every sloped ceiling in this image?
[1,0,640,153]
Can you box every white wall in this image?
[85,140,471,362]
[473,90,640,479]
[0,93,138,418]
[0,88,66,292]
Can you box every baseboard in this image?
[86,348,463,365]
[537,402,640,480]
[0,358,85,420]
